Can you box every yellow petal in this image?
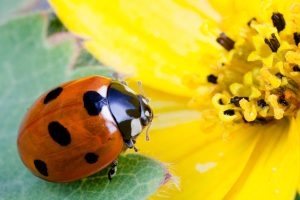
[49,0,222,97]
[208,0,297,36]
[209,0,260,16]
[146,118,300,200]
[183,0,221,22]
[147,123,261,200]
[225,118,300,199]
[131,87,256,197]
[208,0,260,36]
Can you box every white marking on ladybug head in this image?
[101,105,116,124]
[145,110,150,117]
[130,118,142,137]
[98,86,108,97]
[124,85,136,94]
[142,97,149,105]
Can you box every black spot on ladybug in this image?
[48,121,71,146]
[44,87,63,104]
[85,153,99,164]
[34,160,48,176]
[83,91,107,116]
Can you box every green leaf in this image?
[0,0,29,20]
[0,0,49,22]
[74,49,102,68]
[71,66,114,80]
[47,13,67,35]
[0,14,166,199]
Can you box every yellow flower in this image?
[49,0,300,199]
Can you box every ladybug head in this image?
[137,95,153,127]
[107,81,153,150]
[137,95,153,141]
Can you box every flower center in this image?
[203,7,300,123]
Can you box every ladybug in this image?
[17,76,153,182]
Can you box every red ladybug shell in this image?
[18,76,124,182]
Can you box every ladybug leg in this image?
[131,140,138,152]
[108,160,118,181]
[124,139,138,152]
[125,139,134,148]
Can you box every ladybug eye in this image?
[145,111,150,117]
[136,95,153,127]
[145,108,153,121]
[140,107,153,126]
[140,116,149,126]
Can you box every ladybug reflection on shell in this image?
[17,76,153,182]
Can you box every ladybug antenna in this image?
[137,81,149,102]
[153,114,159,119]
[145,121,152,141]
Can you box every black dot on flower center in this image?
[207,74,218,84]
[224,109,235,116]
[255,117,269,124]
[264,33,280,52]
[218,99,224,105]
[293,65,300,72]
[278,96,289,106]
[257,99,268,108]
[247,17,257,26]
[44,87,63,104]
[216,33,235,51]
[271,12,285,32]
[85,153,99,164]
[293,32,300,46]
[34,160,48,176]
[275,72,284,79]
[230,96,249,107]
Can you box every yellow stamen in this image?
[239,99,257,122]
[191,8,300,124]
